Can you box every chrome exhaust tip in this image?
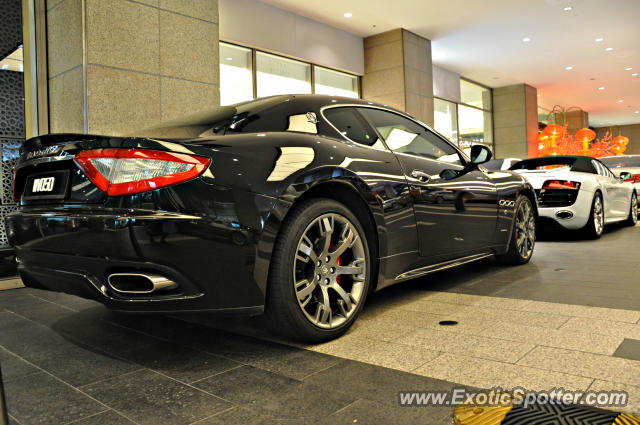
[556,210,574,220]
[107,273,178,294]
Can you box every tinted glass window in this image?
[323,107,378,146]
[357,108,459,163]
[600,156,640,168]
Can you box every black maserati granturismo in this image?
[7,94,537,342]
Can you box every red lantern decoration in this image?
[575,128,596,143]
[611,143,625,155]
[612,135,629,146]
[542,124,566,138]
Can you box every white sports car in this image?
[510,156,637,238]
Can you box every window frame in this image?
[320,104,468,166]
[219,41,361,101]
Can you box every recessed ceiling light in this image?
[565,66,573,70]
[625,67,633,71]
[635,111,639,114]
[225,57,233,61]
[598,86,605,90]
[343,12,352,18]
[522,37,531,42]
[632,73,639,77]
[605,47,613,51]
[595,37,604,42]
[563,6,573,11]
[618,99,624,103]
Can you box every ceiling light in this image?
[522,37,531,42]
[565,66,573,70]
[635,111,639,114]
[225,57,232,61]
[625,67,633,71]
[605,47,613,51]
[595,37,604,42]
[563,6,573,11]
[633,73,639,77]
[618,99,624,103]
[598,86,605,90]
[343,12,352,18]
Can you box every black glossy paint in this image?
[5,95,535,313]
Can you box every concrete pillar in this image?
[363,29,434,127]
[46,0,220,136]
[492,84,539,159]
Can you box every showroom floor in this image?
[1,223,640,424]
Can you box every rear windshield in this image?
[600,156,640,168]
[510,158,576,170]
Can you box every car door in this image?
[592,159,625,218]
[356,107,498,260]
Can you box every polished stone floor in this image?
[1,222,640,424]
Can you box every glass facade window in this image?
[458,104,492,148]
[219,42,359,104]
[460,79,491,110]
[256,51,311,97]
[314,66,358,98]
[219,43,253,106]
[433,98,458,144]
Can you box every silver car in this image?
[600,155,640,185]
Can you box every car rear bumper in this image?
[5,193,283,314]
[536,188,593,230]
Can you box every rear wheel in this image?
[496,195,535,265]
[583,193,604,239]
[266,199,371,342]
[624,192,638,226]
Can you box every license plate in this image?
[23,170,70,200]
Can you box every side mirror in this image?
[620,171,632,182]
[469,145,492,165]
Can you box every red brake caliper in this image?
[330,244,342,283]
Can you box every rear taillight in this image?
[74,148,210,196]
[541,180,581,190]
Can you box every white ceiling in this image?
[260,0,640,126]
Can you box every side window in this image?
[323,107,378,146]
[357,107,460,163]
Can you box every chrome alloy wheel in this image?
[515,200,535,260]
[632,193,638,224]
[293,213,366,329]
[594,196,604,235]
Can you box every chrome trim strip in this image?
[394,252,494,281]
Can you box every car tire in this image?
[496,195,536,265]
[266,198,371,343]
[624,192,638,226]
[583,192,604,239]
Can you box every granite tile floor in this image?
[1,222,640,423]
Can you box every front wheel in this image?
[266,198,371,343]
[496,195,536,265]
[582,193,604,239]
[624,192,638,226]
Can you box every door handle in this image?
[411,170,431,183]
